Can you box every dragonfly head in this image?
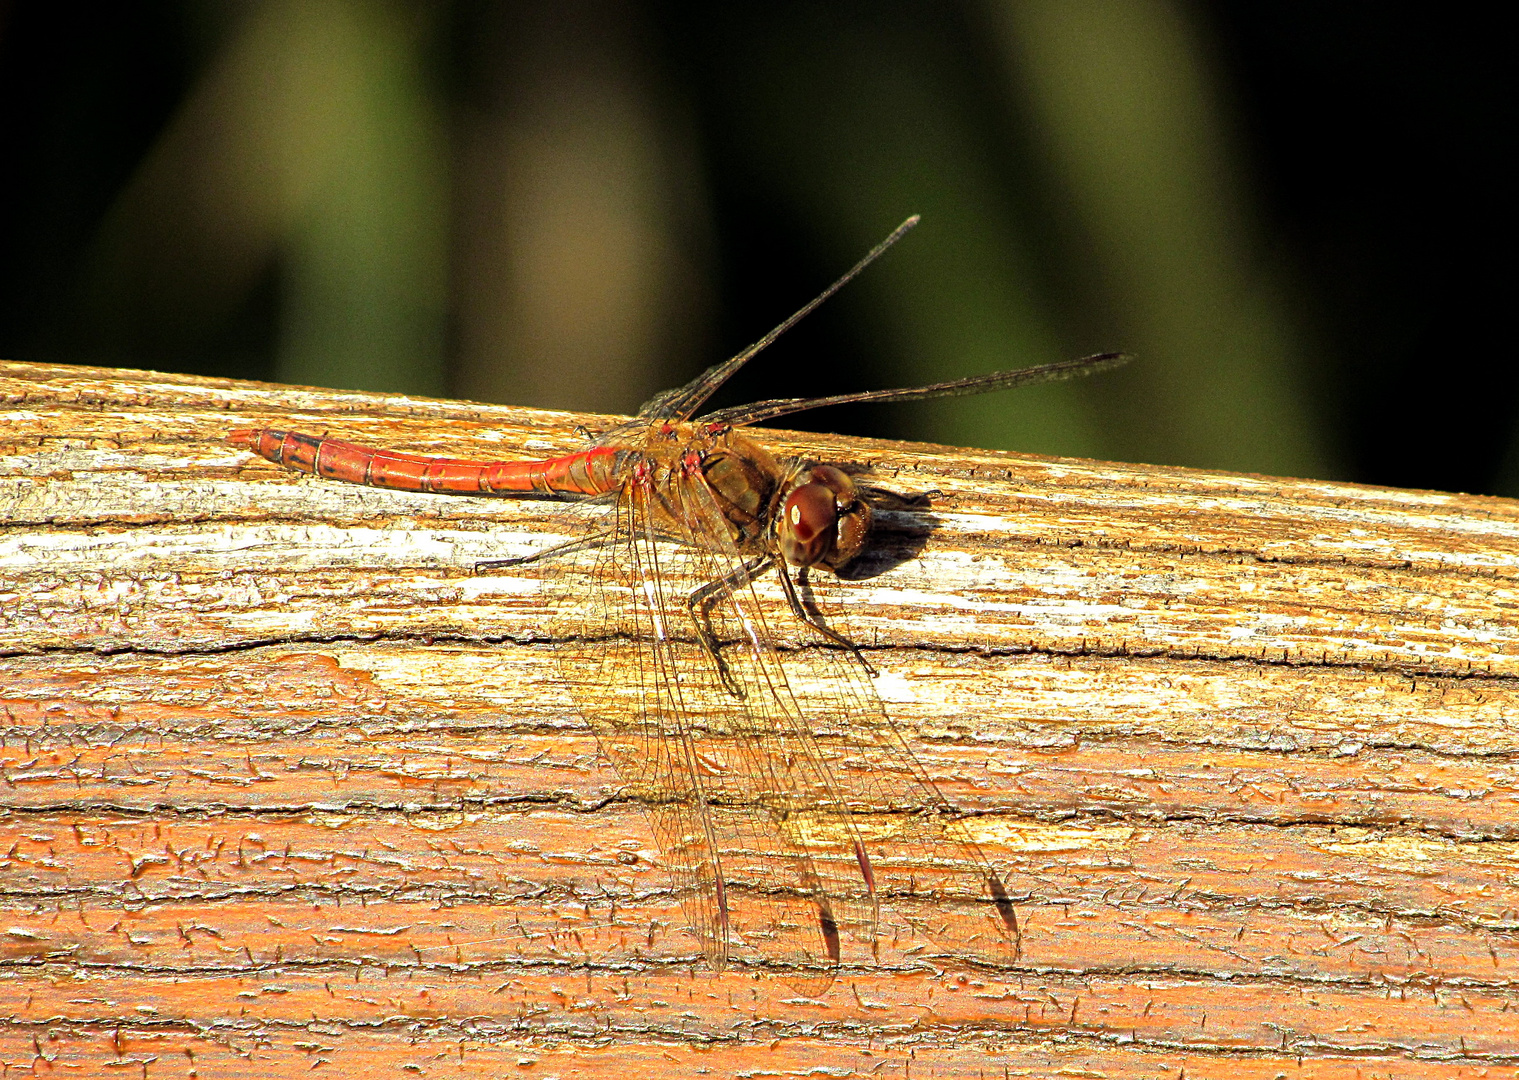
[777,465,872,571]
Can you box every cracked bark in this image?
[4,358,1519,1078]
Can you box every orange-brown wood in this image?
[4,358,1519,1078]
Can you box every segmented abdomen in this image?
[228,428,619,496]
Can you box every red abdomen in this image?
[228,428,617,497]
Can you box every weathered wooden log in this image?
[3,357,1518,1078]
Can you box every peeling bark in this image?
[4,359,1519,1078]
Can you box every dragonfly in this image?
[229,216,1127,981]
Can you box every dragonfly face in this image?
[776,464,872,572]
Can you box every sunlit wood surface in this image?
[5,358,1519,1078]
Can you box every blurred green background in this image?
[1,2,1510,494]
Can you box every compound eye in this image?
[778,482,838,567]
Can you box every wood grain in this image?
[4,357,1519,1078]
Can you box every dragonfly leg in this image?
[687,554,773,698]
[474,529,613,573]
[778,568,878,677]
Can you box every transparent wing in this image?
[549,468,863,983]
[546,444,1017,982]
[779,567,1023,969]
[557,486,733,969]
[673,473,1023,972]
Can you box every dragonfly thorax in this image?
[683,428,870,572]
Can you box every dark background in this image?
[1,2,1511,494]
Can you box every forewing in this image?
[543,445,1017,979]
[638,468,1020,972]
[779,570,1022,968]
[531,501,727,975]
[547,466,865,982]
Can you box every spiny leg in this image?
[474,528,615,573]
[686,554,773,698]
[778,567,877,676]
